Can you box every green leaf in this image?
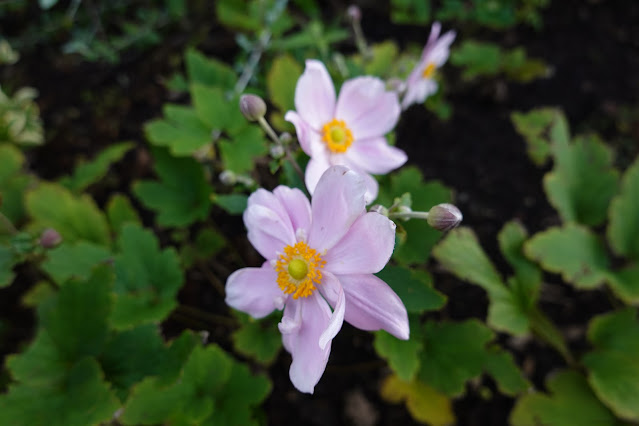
[232,313,282,365]
[524,224,610,289]
[483,345,529,396]
[213,193,248,215]
[59,142,134,192]
[390,0,431,24]
[180,227,226,268]
[374,317,423,382]
[41,241,112,285]
[418,319,494,396]
[511,107,568,167]
[133,148,212,227]
[607,157,639,260]
[544,133,619,226]
[582,308,639,421]
[363,41,400,77]
[111,223,183,329]
[450,41,501,80]
[190,84,245,134]
[267,54,302,114]
[6,330,67,386]
[185,48,236,90]
[606,264,639,304]
[219,125,268,174]
[473,0,516,28]
[510,370,621,426]
[377,167,451,264]
[25,182,111,246]
[0,144,33,225]
[0,244,17,287]
[144,104,212,156]
[376,265,446,313]
[0,358,121,426]
[380,374,455,426]
[106,193,141,234]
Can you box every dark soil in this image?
[2,0,639,425]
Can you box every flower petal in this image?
[284,110,313,155]
[308,166,367,252]
[225,263,285,318]
[401,78,438,110]
[337,273,409,340]
[273,186,312,235]
[295,60,336,131]
[361,171,379,204]
[244,204,295,259]
[324,212,396,275]
[428,30,456,66]
[304,153,332,195]
[317,271,345,350]
[346,137,407,175]
[335,76,400,140]
[279,293,333,393]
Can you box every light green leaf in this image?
[59,142,134,192]
[190,84,245,134]
[450,41,501,80]
[41,241,112,285]
[511,107,568,166]
[483,345,529,396]
[144,104,212,156]
[213,193,248,215]
[106,193,141,234]
[267,54,302,114]
[607,157,639,260]
[219,125,268,173]
[185,48,236,90]
[374,317,423,382]
[376,266,446,313]
[232,313,281,365]
[583,308,639,422]
[418,319,494,396]
[111,223,182,329]
[544,133,619,226]
[0,144,33,225]
[510,370,621,426]
[524,224,610,289]
[133,148,212,227]
[363,41,400,77]
[25,182,111,246]
[497,221,541,304]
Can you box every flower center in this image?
[422,62,436,79]
[322,119,354,153]
[275,241,325,299]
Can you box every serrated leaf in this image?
[232,313,281,365]
[41,241,112,285]
[377,167,451,264]
[111,223,183,329]
[418,319,494,396]
[144,104,212,156]
[483,345,529,396]
[376,266,446,313]
[511,107,568,166]
[6,330,67,386]
[133,148,212,227]
[106,193,141,234]
[219,125,268,174]
[59,142,133,192]
[25,182,111,246]
[374,317,423,382]
[525,224,610,289]
[544,133,619,226]
[607,157,639,260]
[510,370,621,426]
[450,41,501,80]
[185,48,236,90]
[190,84,245,134]
[606,264,639,304]
[380,374,454,426]
[497,221,541,304]
[267,54,302,114]
[582,308,639,421]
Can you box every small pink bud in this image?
[239,94,266,121]
[427,203,463,231]
[347,5,361,21]
[40,228,62,248]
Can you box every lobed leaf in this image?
[232,313,282,365]
[0,144,34,225]
[144,104,212,156]
[607,156,639,261]
[267,54,302,114]
[374,316,423,382]
[219,125,268,174]
[41,241,112,285]
[106,193,141,234]
[376,265,446,313]
[185,47,236,90]
[511,107,568,166]
[59,142,134,192]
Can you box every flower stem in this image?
[234,30,272,97]
[388,211,430,221]
[257,116,307,188]
[351,15,370,60]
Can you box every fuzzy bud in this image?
[347,5,361,21]
[219,170,237,185]
[239,94,266,121]
[40,228,62,248]
[270,144,285,159]
[279,132,292,144]
[427,203,463,231]
[369,204,389,216]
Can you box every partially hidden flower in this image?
[225,166,409,393]
[401,22,456,110]
[285,60,407,203]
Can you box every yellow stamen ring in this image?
[322,119,354,153]
[275,241,326,299]
[422,62,436,79]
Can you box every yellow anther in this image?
[322,119,354,153]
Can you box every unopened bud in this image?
[279,132,292,144]
[239,94,266,121]
[219,170,236,185]
[427,203,463,231]
[347,5,361,21]
[270,144,285,159]
[369,204,388,216]
[40,228,62,248]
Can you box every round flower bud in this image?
[219,170,237,185]
[279,132,292,144]
[270,144,285,159]
[347,5,361,21]
[427,203,463,231]
[239,94,266,121]
[40,228,62,248]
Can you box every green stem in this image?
[257,116,307,190]
[388,211,430,221]
[351,17,370,60]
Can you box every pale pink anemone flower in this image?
[401,22,456,110]
[225,166,409,393]
[284,60,407,203]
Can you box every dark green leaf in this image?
[376,266,446,313]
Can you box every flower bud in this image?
[347,5,361,21]
[279,132,292,144]
[219,170,236,185]
[40,228,62,248]
[239,94,266,121]
[270,144,285,159]
[369,204,388,216]
[427,203,463,231]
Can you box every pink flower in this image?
[285,60,407,203]
[401,22,456,110]
[225,166,409,393]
